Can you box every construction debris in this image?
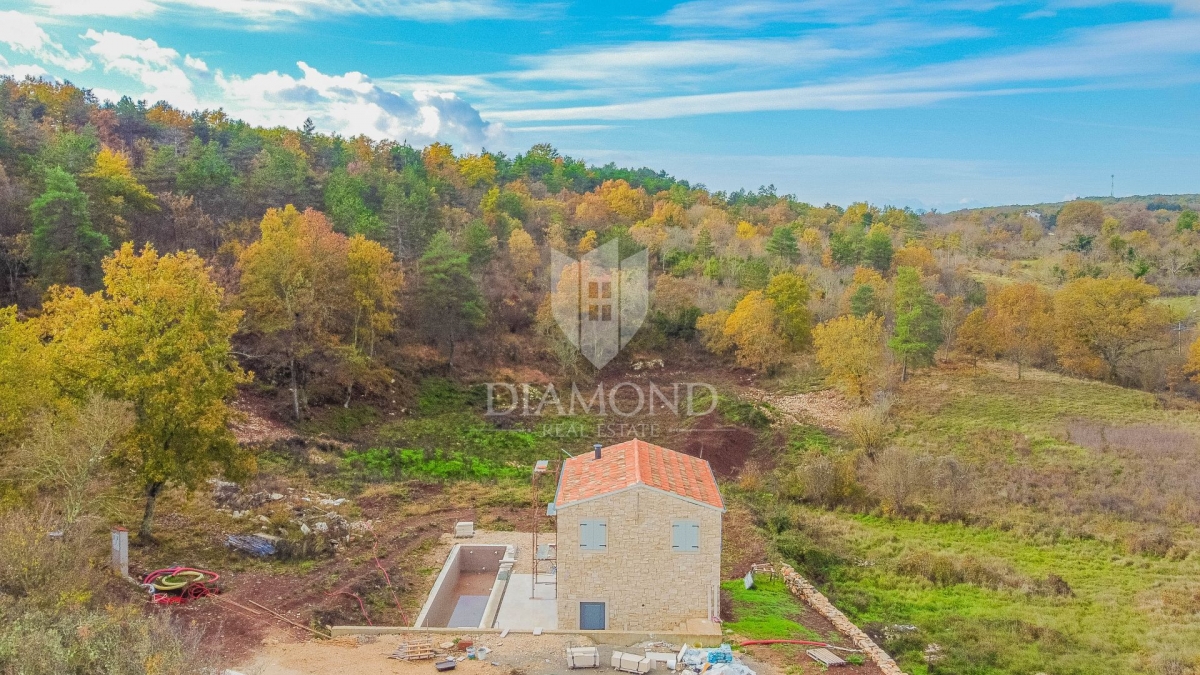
[678,646,756,675]
[807,648,848,667]
[566,646,600,669]
[611,651,652,674]
[389,639,436,661]
[225,534,278,557]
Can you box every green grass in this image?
[759,365,1200,674]
[820,512,1200,675]
[720,577,821,640]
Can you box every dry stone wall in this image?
[779,563,908,675]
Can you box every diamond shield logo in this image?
[550,239,648,368]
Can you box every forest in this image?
[3,75,1200,674]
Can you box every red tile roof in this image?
[554,439,724,510]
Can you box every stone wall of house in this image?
[557,486,722,632]
[779,563,908,675]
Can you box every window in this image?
[672,520,700,552]
[580,519,607,551]
[580,602,605,630]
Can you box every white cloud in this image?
[0,54,50,80]
[0,11,90,72]
[657,0,911,27]
[508,22,988,85]
[83,29,198,108]
[30,0,527,22]
[31,0,161,17]
[491,17,1200,121]
[217,62,502,149]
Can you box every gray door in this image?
[580,602,605,630]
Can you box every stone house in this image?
[552,439,724,633]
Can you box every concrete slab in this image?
[447,595,490,627]
[494,573,557,630]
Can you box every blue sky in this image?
[0,0,1197,209]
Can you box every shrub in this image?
[0,511,100,605]
[0,606,213,674]
[846,402,891,455]
[870,447,932,515]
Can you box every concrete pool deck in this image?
[494,573,557,630]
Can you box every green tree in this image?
[1177,210,1198,232]
[764,272,812,349]
[463,219,497,267]
[765,225,798,261]
[849,284,878,318]
[861,225,894,272]
[694,227,715,259]
[829,227,862,266]
[888,266,944,380]
[325,168,384,239]
[418,230,485,367]
[40,244,248,539]
[177,139,236,216]
[30,167,110,289]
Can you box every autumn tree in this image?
[764,272,812,349]
[1054,277,1170,380]
[40,244,248,539]
[0,307,57,441]
[985,283,1054,378]
[888,266,943,380]
[237,206,351,419]
[955,307,993,370]
[719,291,787,372]
[1056,200,1105,232]
[507,227,540,283]
[30,167,110,289]
[82,147,158,242]
[417,230,485,367]
[813,313,886,403]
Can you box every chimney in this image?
[593,443,603,460]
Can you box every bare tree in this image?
[12,394,134,525]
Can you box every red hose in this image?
[327,591,372,625]
[740,640,831,647]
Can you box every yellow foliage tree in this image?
[735,221,758,240]
[1054,277,1170,380]
[812,313,885,403]
[83,147,158,241]
[237,206,350,419]
[508,227,540,283]
[40,243,248,539]
[458,153,497,188]
[985,283,1054,379]
[346,235,403,359]
[722,291,787,372]
[577,230,597,254]
[892,245,938,276]
[955,307,994,369]
[0,307,58,440]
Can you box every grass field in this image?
[745,362,1200,674]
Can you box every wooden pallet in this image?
[806,647,847,667]
[389,640,436,661]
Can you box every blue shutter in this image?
[581,519,607,550]
[673,520,700,551]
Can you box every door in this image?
[580,602,605,630]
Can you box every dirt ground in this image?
[234,631,785,675]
